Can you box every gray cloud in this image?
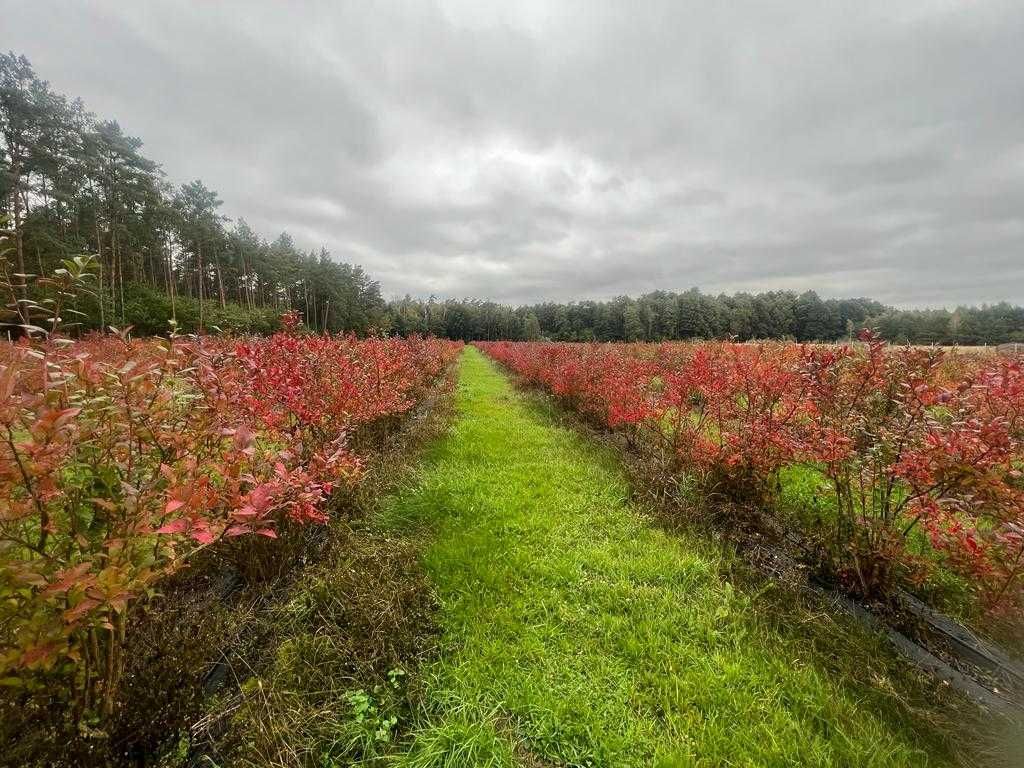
[4,0,1023,307]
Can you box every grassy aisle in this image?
[383,347,958,767]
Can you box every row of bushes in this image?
[477,336,1024,626]
[0,316,461,725]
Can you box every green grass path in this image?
[382,347,956,767]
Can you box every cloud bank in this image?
[5,0,1024,307]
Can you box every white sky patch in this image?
[5,0,1023,307]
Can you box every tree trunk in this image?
[10,160,28,325]
[215,252,226,309]
[95,220,106,330]
[114,223,125,325]
[197,239,204,331]
[164,236,176,326]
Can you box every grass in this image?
[193,531,436,767]
[379,347,965,767]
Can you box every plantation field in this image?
[6,15,1024,768]
[1,336,1020,766]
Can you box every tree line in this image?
[1,52,385,336]
[5,52,1022,345]
[384,291,1024,346]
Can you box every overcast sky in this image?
[5,1,1023,307]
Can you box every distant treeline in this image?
[385,291,1024,345]
[1,53,385,336]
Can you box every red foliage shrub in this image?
[661,342,809,504]
[477,336,1024,618]
[0,325,460,719]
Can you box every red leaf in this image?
[156,519,188,535]
[191,529,216,545]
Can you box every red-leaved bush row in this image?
[476,335,1024,619]
[0,313,460,718]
